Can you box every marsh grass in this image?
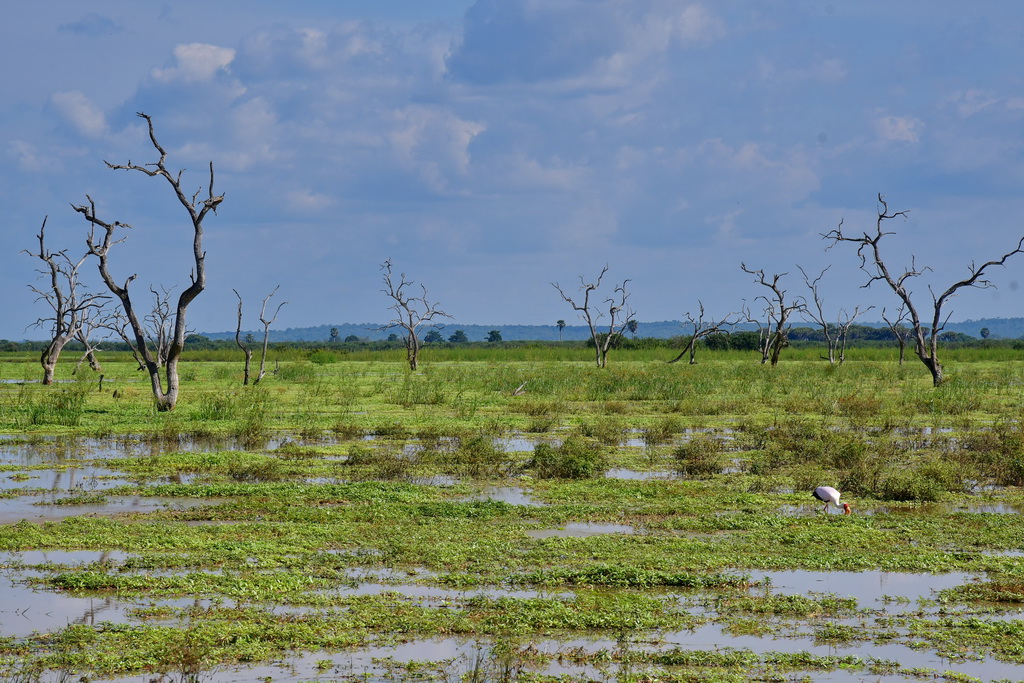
[7,352,1024,680]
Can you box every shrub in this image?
[673,435,724,478]
[453,434,515,479]
[309,350,338,365]
[530,437,605,479]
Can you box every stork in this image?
[812,486,851,514]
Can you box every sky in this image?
[4,1,1024,340]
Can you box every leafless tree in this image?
[145,286,175,369]
[667,301,738,365]
[72,309,105,375]
[258,288,286,385]
[823,194,1024,386]
[741,264,804,366]
[233,290,255,385]
[24,217,108,384]
[881,305,910,366]
[798,265,872,365]
[739,300,772,364]
[380,259,452,371]
[230,286,282,387]
[76,112,223,411]
[552,265,635,368]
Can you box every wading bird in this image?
[812,486,851,514]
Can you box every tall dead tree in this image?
[76,112,223,411]
[24,217,107,384]
[380,259,452,371]
[741,264,804,366]
[881,305,910,366]
[234,286,286,385]
[823,194,1024,386]
[798,265,872,365]
[667,301,738,365]
[552,265,635,368]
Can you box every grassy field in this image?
[1,347,1023,681]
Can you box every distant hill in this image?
[200,317,1024,342]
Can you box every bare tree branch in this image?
[552,265,635,368]
[741,263,804,366]
[24,216,108,384]
[823,193,1024,385]
[667,301,739,364]
[379,259,452,370]
[76,112,221,410]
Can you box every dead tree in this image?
[380,259,452,371]
[72,308,104,375]
[24,217,107,384]
[255,287,285,384]
[881,305,910,366]
[76,112,223,411]
[798,265,872,365]
[233,287,286,386]
[233,290,254,385]
[145,286,175,368]
[741,264,804,366]
[552,265,635,368]
[667,301,738,365]
[823,193,1024,386]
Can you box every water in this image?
[525,522,636,538]
[0,495,220,524]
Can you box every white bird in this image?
[812,486,851,514]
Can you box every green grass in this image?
[2,350,1024,680]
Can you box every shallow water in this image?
[0,466,132,492]
[78,628,1024,683]
[605,468,675,480]
[463,486,545,506]
[749,569,980,612]
[0,495,218,524]
[525,521,636,538]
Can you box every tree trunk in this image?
[921,356,943,387]
[40,339,70,385]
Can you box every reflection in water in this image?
[526,522,636,539]
[748,569,979,612]
[0,496,218,524]
[462,486,545,507]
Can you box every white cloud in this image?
[50,90,107,138]
[152,43,236,83]
[388,106,485,192]
[286,189,334,212]
[671,4,727,46]
[874,114,923,143]
[8,140,62,173]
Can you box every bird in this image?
[812,486,851,514]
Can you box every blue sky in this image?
[4,1,1024,339]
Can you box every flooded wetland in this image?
[1,354,1024,681]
